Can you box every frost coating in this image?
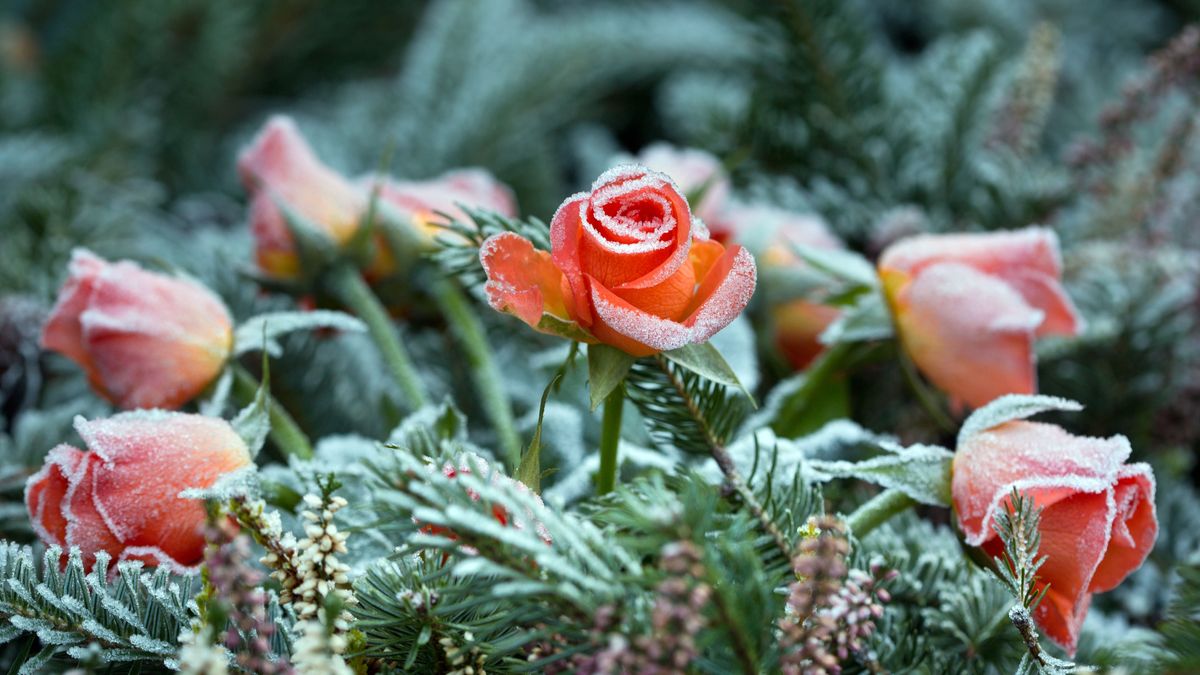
[952,416,1158,652]
[24,411,252,573]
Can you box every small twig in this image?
[653,355,794,560]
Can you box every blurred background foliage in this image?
[1,0,1199,670]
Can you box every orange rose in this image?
[878,228,1083,408]
[25,411,252,572]
[953,417,1157,653]
[480,165,756,356]
[41,249,233,410]
[238,115,369,279]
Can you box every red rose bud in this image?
[952,419,1156,653]
[41,249,232,410]
[480,165,756,356]
[878,228,1083,409]
[238,115,369,279]
[25,411,252,572]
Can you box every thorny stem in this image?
[431,278,522,470]
[653,355,794,560]
[231,363,314,460]
[845,488,916,539]
[325,263,429,410]
[596,384,625,495]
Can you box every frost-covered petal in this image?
[889,262,1042,409]
[77,411,251,567]
[40,249,108,383]
[879,227,1063,280]
[79,260,233,410]
[25,444,87,548]
[633,143,729,226]
[480,232,572,329]
[587,245,756,356]
[1089,464,1157,593]
[1005,269,1084,337]
[63,454,125,570]
[952,420,1131,546]
[238,115,366,277]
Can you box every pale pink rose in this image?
[42,249,232,410]
[953,416,1156,653]
[879,228,1083,408]
[26,411,252,572]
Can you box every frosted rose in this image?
[25,411,252,572]
[374,168,518,243]
[953,418,1156,653]
[41,249,233,410]
[878,228,1083,408]
[238,115,369,279]
[633,143,730,228]
[479,165,757,356]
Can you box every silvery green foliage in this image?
[958,394,1084,445]
[0,544,195,671]
[233,311,366,357]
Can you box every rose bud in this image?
[953,416,1157,653]
[373,168,518,245]
[716,203,844,370]
[631,143,730,231]
[238,115,369,279]
[480,165,757,356]
[878,227,1083,409]
[41,249,233,410]
[25,411,253,572]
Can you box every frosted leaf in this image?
[806,444,954,507]
[233,310,366,356]
[178,466,259,501]
[958,394,1084,446]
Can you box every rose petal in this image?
[880,227,1063,280]
[25,444,87,548]
[79,262,232,410]
[480,232,571,328]
[77,411,250,565]
[891,262,1042,410]
[550,193,595,328]
[41,249,107,382]
[1089,464,1157,593]
[634,143,729,225]
[64,454,125,569]
[1005,269,1085,337]
[774,300,841,369]
[952,421,1132,546]
[586,245,756,355]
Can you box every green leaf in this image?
[587,344,635,410]
[233,350,271,459]
[663,342,754,404]
[233,310,366,356]
[958,395,1083,446]
[517,371,564,492]
[536,314,596,342]
[818,290,894,345]
[807,443,954,506]
[789,243,880,290]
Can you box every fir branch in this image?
[0,542,195,670]
[627,355,793,561]
[432,207,552,290]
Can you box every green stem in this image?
[432,278,522,470]
[325,264,429,410]
[596,384,625,495]
[845,488,916,538]
[231,364,313,460]
[897,349,956,433]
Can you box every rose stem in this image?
[431,277,522,470]
[596,383,625,495]
[845,488,916,538]
[325,263,429,411]
[230,363,314,460]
